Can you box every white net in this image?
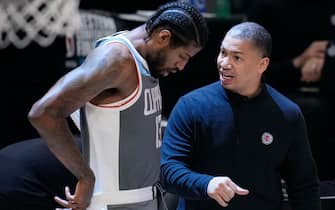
[0,0,81,49]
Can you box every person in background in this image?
[161,21,321,210]
[244,0,334,92]
[0,2,208,210]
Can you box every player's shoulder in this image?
[94,34,134,62]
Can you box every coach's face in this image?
[217,35,269,97]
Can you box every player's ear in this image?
[157,29,172,47]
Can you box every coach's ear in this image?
[258,57,270,74]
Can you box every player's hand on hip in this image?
[54,176,95,210]
[207,176,249,207]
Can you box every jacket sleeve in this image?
[160,97,213,199]
[281,107,321,210]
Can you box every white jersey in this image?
[71,34,162,210]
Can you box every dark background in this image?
[1,0,335,183]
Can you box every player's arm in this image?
[28,43,135,209]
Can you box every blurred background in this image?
[1,0,335,208]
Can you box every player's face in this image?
[147,44,201,78]
[217,35,269,97]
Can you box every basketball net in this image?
[0,0,80,49]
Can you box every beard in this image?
[146,49,177,78]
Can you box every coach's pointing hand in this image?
[207,177,249,207]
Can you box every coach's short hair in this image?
[226,21,272,58]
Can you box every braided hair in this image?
[145,1,208,48]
